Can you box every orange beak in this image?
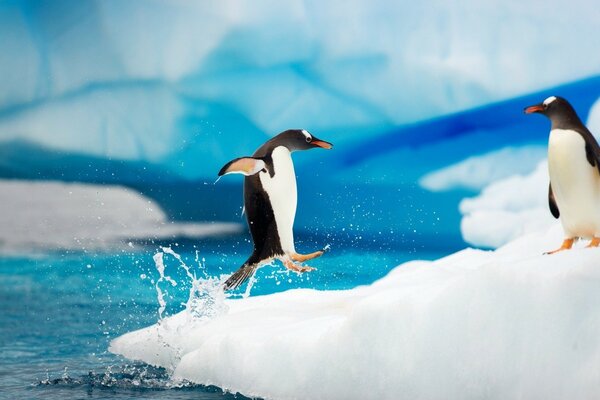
[312,139,333,149]
[524,104,544,114]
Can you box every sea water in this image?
[0,235,453,399]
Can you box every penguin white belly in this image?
[548,129,600,238]
[259,146,297,253]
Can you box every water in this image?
[0,235,453,399]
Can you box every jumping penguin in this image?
[525,96,600,253]
[218,129,333,289]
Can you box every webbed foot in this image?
[282,258,316,272]
[544,238,574,255]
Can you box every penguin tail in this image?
[223,263,259,290]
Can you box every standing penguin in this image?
[525,96,600,253]
[218,129,333,289]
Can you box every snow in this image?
[0,179,241,252]
[458,162,554,248]
[418,142,553,249]
[419,145,546,192]
[110,225,600,399]
[2,1,600,179]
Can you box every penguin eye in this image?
[305,136,312,143]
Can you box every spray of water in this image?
[151,247,231,372]
[153,247,229,323]
[152,252,177,321]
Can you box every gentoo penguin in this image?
[525,96,600,253]
[218,129,333,289]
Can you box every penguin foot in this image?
[282,258,316,273]
[544,238,575,255]
[290,251,324,263]
[586,237,600,248]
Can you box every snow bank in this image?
[419,145,546,192]
[0,179,241,252]
[110,225,600,399]
[418,144,552,248]
[459,162,554,248]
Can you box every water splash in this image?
[242,273,257,298]
[153,247,228,323]
[37,363,215,391]
[234,259,277,299]
[150,247,231,372]
[152,252,177,320]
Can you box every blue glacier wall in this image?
[2,0,600,248]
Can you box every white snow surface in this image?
[0,179,241,252]
[459,161,555,248]
[110,225,600,399]
[419,145,547,192]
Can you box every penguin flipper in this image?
[585,142,596,167]
[549,183,560,219]
[223,263,259,290]
[218,157,266,177]
[584,140,600,176]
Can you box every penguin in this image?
[218,129,333,289]
[524,95,600,253]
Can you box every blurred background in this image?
[2,0,599,255]
[3,1,600,397]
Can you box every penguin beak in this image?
[524,103,545,114]
[311,139,333,149]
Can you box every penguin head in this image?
[269,129,333,152]
[524,96,578,122]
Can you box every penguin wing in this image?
[579,127,600,175]
[548,183,560,219]
[218,157,267,177]
[584,141,600,175]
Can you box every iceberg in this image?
[3,1,600,242]
[0,179,241,252]
[110,224,600,399]
[459,161,555,248]
[2,1,600,182]
[419,145,546,192]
